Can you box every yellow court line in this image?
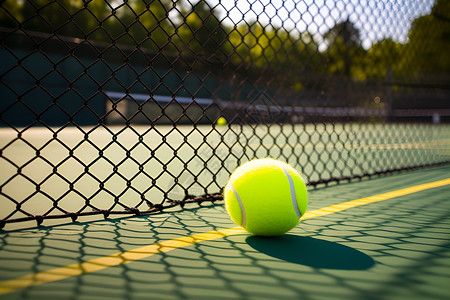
[1,178,449,295]
[302,178,450,220]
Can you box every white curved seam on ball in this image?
[230,183,247,228]
[279,166,302,219]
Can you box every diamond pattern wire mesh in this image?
[0,0,449,228]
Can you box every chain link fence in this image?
[1,0,449,228]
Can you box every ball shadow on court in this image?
[246,235,375,270]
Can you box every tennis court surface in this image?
[1,165,449,300]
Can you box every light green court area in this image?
[0,165,449,300]
[1,123,449,225]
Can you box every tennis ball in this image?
[216,116,227,126]
[224,158,307,236]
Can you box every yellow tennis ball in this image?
[224,158,308,236]
[216,116,227,126]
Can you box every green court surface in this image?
[0,165,449,299]
[1,124,449,228]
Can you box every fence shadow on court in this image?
[1,178,449,299]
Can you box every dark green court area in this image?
[0,165,449,300]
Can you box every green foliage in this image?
[364,39,402,79]
[0,0,174,49]
[323,20,364,78]
[176,0,228,59]
[400,0,450,77]
[0,0,448,83]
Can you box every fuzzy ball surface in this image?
[224,158,308,236]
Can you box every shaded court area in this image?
[0,165,449,300]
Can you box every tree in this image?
[0,0,86,34]
[364,38,402,79]
[323,19,363,78]
[400,0,450,77]
[113,0,174,49]
[0,0,175,51]
[176,0,228,60]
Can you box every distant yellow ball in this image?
[223,158,308,236]
[216,117,227,126]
